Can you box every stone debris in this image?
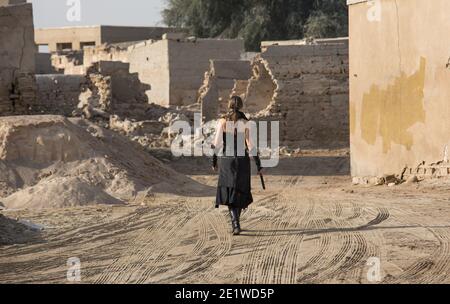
[402,161,450,180]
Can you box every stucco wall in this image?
[168,39,244,106]
[349,0,450,178]
[0,3,36,115]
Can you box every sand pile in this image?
[0,115,201,209]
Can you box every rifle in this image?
[259,172,266,190]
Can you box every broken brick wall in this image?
[168,38,244,107]
[83,43,130,70]
[50,51,84,75]
[35,61,150,119]
[199,59,252,122]
[88,61,151,120]
[0,3,36,115]
[250,40,349,150]
[35,75,87,116]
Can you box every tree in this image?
[304,0,348,38]
[162,0,348,51]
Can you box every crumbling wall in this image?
[199,59,252,122]
[51,51,84,75]
[83,43,130,69]
[0,3,36,115]
[87,61,151,120]
[168,38,244,106]
[35,61,150,120]
[250,40,349,149]
[245,60,277,114]
[35,75,87,116]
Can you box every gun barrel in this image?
[259,174,266,190]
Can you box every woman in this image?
[212,96,262,236]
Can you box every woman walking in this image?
[212,96,262,236]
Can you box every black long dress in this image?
[214,113,261,209]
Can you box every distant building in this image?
[127,37,245,106]
[0,0,26,6]
[35,25,184,52]
[348,0,450,181]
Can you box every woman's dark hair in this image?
[226,96,244,122]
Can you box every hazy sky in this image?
[29,0,167,28]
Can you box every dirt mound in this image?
[0,214,37,245]
[0,115,204,209]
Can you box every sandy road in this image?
[1,166,450,284]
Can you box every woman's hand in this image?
[212,166,218,172]
[258,169,264,176]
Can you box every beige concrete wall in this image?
[35,26,102,52]
[35,26,183,52]
[349,0,450,178]
[127,40,170,106]
[168,39,244,106]
[0,3,36,115]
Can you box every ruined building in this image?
[0,1,36,115]
[198,59,252,122]
[348,0,450,181]
[36,34,244,109]
[199,38,350,150]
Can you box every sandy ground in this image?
[1,154,450,284]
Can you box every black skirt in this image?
[215,156,253,209]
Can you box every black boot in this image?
[229,207,242,235]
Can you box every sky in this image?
[28,0,167,28]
